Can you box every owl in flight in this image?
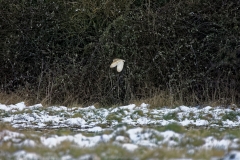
[110,58,125,72]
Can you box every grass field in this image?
[0,102,240,159]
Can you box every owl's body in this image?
[110,58,125,72]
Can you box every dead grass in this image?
[130,91,181,108]
[0,89,238,109]
[0,123,15,132]
[130,89,239,109]
[0,92,28,105]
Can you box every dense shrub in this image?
[0,0,239,106]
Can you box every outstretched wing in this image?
[117,60,124,72]
[110,59,119,68]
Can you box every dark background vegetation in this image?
[1,0,240,107]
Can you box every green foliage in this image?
[164,123,185,133]
[0,0,240,106]
[222,111,240,121]
[106,113,122,123]
[163,112,178,120]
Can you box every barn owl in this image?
[110,58,125,72]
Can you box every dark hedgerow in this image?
[0,0,239,106]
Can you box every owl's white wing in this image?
[110,60,118,68]
[117,60,124,72]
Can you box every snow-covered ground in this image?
[0,102,240,160]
